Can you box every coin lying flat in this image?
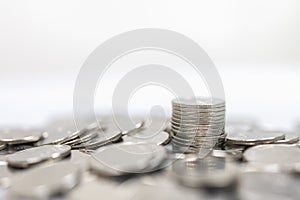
[89,143,167,176]
[275,132,299,144]
[244,144,300,171]
[172,97,225,108]
[172,156,238,188]
[226,131,285,146]
[239,172,300,200]
[72,129,123,149]
[6,145,71,168]
[122,129,170,145]
[9,161,81,199]
[0,129,44,145]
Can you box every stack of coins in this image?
[171,97,226,153]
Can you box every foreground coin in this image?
[0,129,44,145]
[6,145,71,168]
[89,143,167,176]
[243,144,300,171]
[239,172,300,200]
[172,156,238,188]
[9,161,81,199]
[226,131,285,146]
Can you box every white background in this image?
[0,0,299,129]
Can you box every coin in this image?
[172,97,225,108]
[275,131,299,144]
[64,129,99,146]
[0,143,5,151]
[243,144,300,171]
[0,129,44,145]
[226,131,285,146]
[72,129,123,149]
[6,145,71,168]
[123,130,170,145]
[89,143,166,176]
[239,172,300,200]
[171,156,238,188]
[9,161,81,199]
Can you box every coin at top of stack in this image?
[171,97,226,154]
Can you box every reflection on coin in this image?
[172,156,238,188]
[172,97,225,107]
[0,143,6,151]
[7,145,71,168]
[226,131,285,146]
[0,164,13,188]
[0,129,44,145]
[123,129,170,145]
[239,172,300,200]
[244,144,300,171]
[275,132,299,144]
[90,143,166,176]
[10,161,81,199]
[72,129,123,149]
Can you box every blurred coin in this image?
[226,131,285,146]
[275,132,299,144]
[89,143,166,176]
[72,129,122,149]
[64,129,99,146]
[0,164,13,188]
[9,161,81,199]
[172,156,238,188]
[244,144,300,171]
[0,129,44,145]
[0,143,5,151]
[7,145,71,169]
[123,130,170,145]
[239,172,300,200]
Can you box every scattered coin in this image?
[275,131,299,144]
[243,144,300,172]
[122,129,170,145]
[0,129,44,145]
[226,131,285,146]
[89,143,167,176]
[9,161,81,199]
[6,145,71,168]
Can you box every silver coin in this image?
[0,164,13,188]
[0,129,44,145]
[89,143,166,176]
[123,130,170,145]
[275,132,299,144]
[64,129,99,146]
[171,156,238,188]
[6,145,71,168]
[239,172,300,200]
[41,127,81,145]
[172,107,226,114]
[171,118,225,126]
[226,131,285,146]
[171,121,224,129]
[172,114,225,122]
[210,149,243,161]
[72,129,123,149]
[10,161,81,199]
[244,144,300,170]
[0,143,6,151]
[172,97,225,107]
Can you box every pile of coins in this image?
[171,97,226,153]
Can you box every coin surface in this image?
[243,144,300,170]
[226,131,285,145]
[122,129,170,145]
[9,161,81,199]
[275,131,299,144]
[172,156,238,188]
[89,143,167,176]
[6,145,71,168]
[0,129,44,145]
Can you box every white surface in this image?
[0,1,299,129]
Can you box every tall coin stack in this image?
[171,97,226,154]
